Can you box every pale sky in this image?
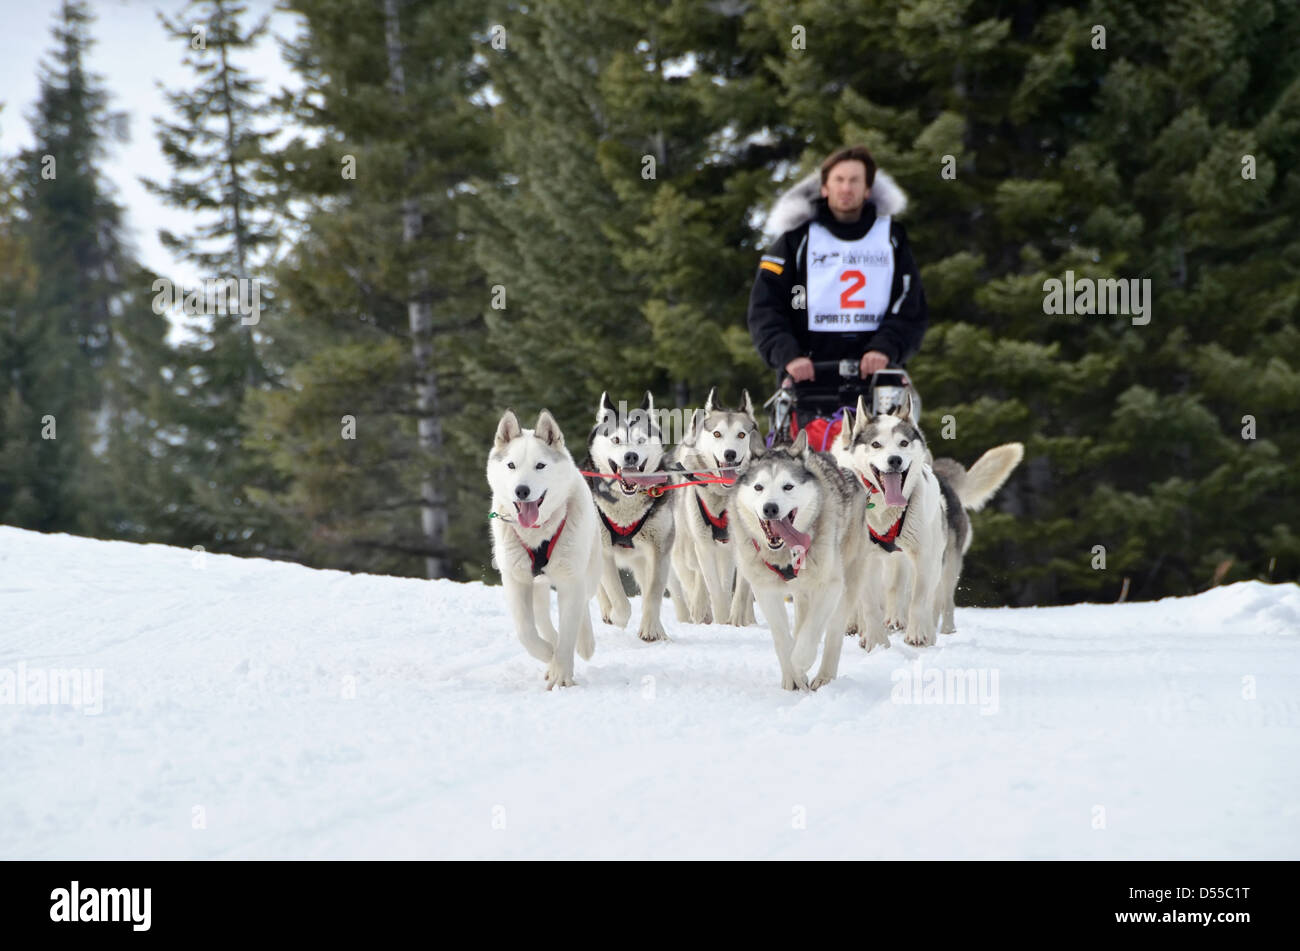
[0,0,303,295]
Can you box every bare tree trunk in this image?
[383,0,445,578]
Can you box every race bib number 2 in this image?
[806,219,894,331]
[811,270,876,328]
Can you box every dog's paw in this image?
[637,619,668,642]
[902,627,935,647]
[860,631,890,652]
[885,616,905,632]
[544,662,576,689]
[782,669,810,691]
[810,673,834,691]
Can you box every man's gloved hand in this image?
[859,350,889,378]
[784,356,815,382]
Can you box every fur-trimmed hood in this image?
[764,168,908,237]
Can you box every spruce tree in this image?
[245,0,496,577]
[142,0,286,553]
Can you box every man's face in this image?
[820,160,871,217]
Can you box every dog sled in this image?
[763,361,918,450]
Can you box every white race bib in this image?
[806,218,894,333]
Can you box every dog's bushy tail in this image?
[934,443,1024,511]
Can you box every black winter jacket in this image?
[746,174,928,373]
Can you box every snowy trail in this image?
[1,526,1297,859]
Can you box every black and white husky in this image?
[670,388,760,626]
[731,430,869,690]
[582,391,678,642]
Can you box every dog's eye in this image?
[782,483,793,492]
[507,462,515,469]
[753,484,763,492]
[871,441,882,449]
[713,431,721,438]
[738,431,746,439]
[535,462,545,470]
[899,440,909,447]
[612,436,620,445]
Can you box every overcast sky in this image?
[0,0,303,294]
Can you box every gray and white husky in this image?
[670,388,760,626]
[583,391,679,642]
[731,430,868,690]
[833,396,1023,648]
[487,409,602,688]
[832,395,949,648]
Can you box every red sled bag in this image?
[791,406,849,452]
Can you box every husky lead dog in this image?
[582,391,678,642]
[731,431,867,690]
[929,444,1024,633]
[487,409,602,688]
[833,395,948,649]
[671,388,760,626]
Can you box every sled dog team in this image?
[486,389,1023,690]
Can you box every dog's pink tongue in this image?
[772,516,810,552]
[880,471,907,507]
[516,499,541,528]
[623,471,669,486]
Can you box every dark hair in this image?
[820,145,877,186]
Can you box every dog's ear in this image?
[494,409,522,449]
[840,411,855,450]
[535,409,565,448]
[854,395,870,433]
[683,407,703,445]
[704,386,717,415]
[640,390,654,413]
[790,428,809,455]
[890,392,913,422]
[597,390,614,420]
[740,389,755,420]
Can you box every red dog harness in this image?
[516,517,567,576]
[860,474,907,553]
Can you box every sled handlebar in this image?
[780,361,908,386]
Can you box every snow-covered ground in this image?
[1,525,1297,859]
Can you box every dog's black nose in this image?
[623,451,639,466]
[762,502,780,519]
[724,449,737,462]
[514,485,530,500]
[887,455,902,469]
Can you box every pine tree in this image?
[244,0,496,577]
[142,0,287,553]
[0,148,44,527]
[9,0,136,535]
